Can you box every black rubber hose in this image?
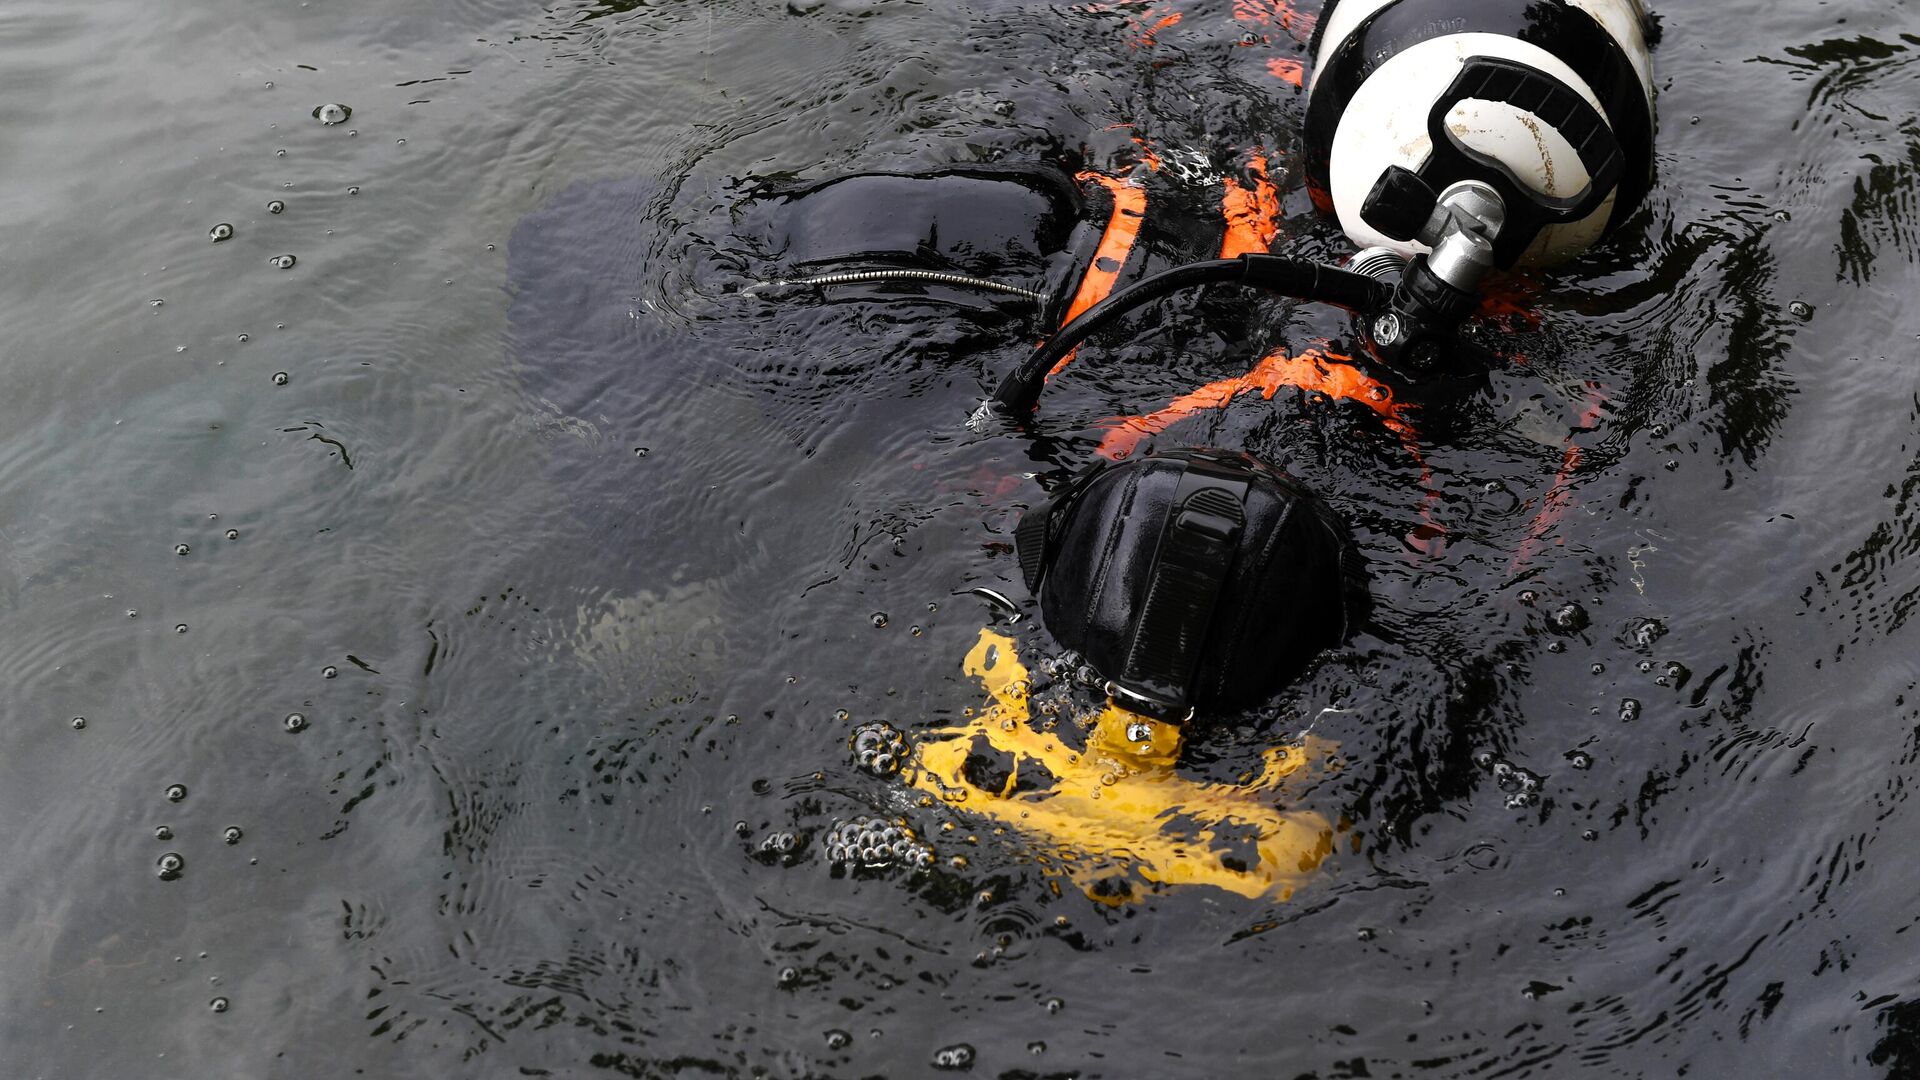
[987,253,1392,416]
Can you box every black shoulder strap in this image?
[1115,462,1248,715]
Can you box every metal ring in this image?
[1103,680,1195,724]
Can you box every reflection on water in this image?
[3,0,1920,1075]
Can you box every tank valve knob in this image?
[1360,166,1439,243]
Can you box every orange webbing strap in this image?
[1095,348,1419,460]
[1050,172,1148,376]
[1094,347,1447,551]
[1218,151,1281,259]
[1231,0,1316,42]
[1266,58,1305,86]
[1511,380,1610,570]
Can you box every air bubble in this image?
[269,254,296,270]
[283,712,308,733]
[932,1044,976,1071]
[1548,601,1589,633]
[313,103,351,125]
[758,830,800,862]
[166,784,188,802]
[267,200,285,214]
[157,852,185,880]
[223,826,243,845]
[823,815,930,870]
[209,223,234,243]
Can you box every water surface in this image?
[4,0,1920,1076]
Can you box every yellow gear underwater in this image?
[882,628,1345,903]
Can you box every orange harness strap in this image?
[1051,172,1147,376]
[1095,348,1448,551]
[1218,151,1282,259]
[1095,348,1419,461]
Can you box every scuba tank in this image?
[1283,0,1660,366]
[984,3,1659,397]
[1303,0,1657,269]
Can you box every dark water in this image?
[6,0,1920,1076]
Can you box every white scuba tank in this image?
[1303,0,1656,267]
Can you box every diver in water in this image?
[740,0,1663,901]
[510,0,1660,899]
[729,0,1664,900]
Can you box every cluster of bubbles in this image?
[1473,751,1544,810]
[931,1043,976,1071]
[822,816,934,871]
[848,720,907,777]
[756,830,804,866]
